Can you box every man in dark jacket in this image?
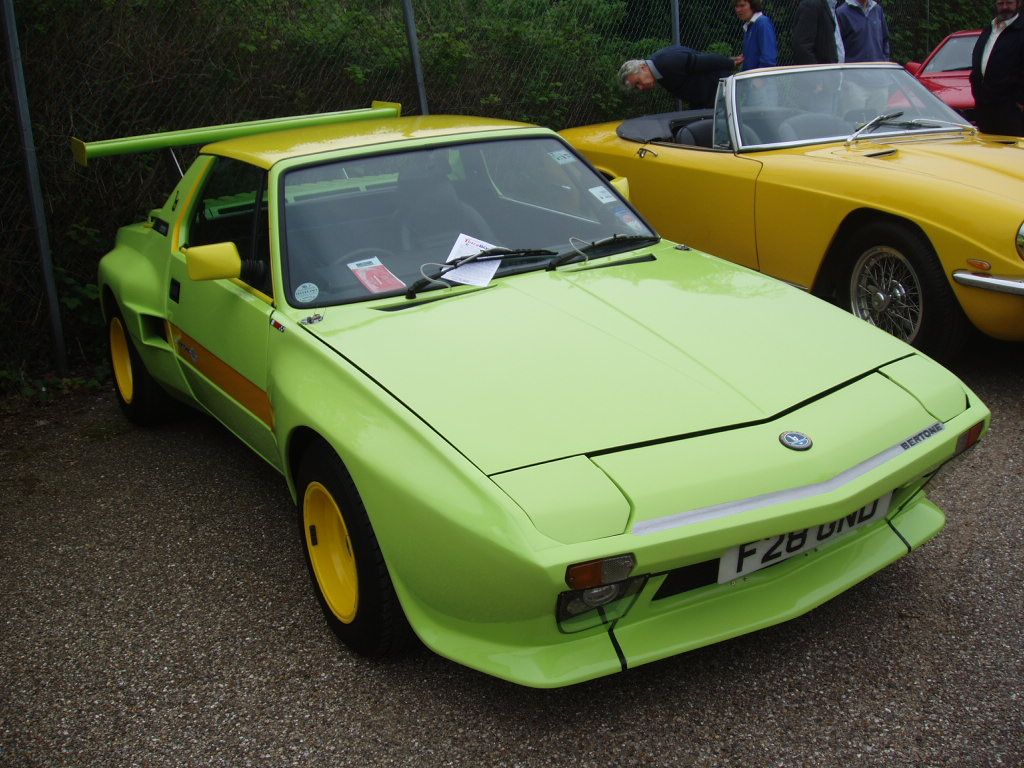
[971,0,1024,135]
[792,0,843,64]
[619,46,735,109]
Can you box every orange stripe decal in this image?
[168,323,274,428]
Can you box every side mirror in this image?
[905,62,922,76]
[609,176,630,201]
[182,242,242,281]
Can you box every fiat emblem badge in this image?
[779,431,813,451]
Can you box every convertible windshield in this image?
[280,137,654,306]
[727,65,969,148]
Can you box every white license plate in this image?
[717,493,893,584]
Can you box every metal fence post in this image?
[672,0,682,110]
[2,0,66,374]
[402,0,429,115]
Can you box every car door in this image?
[613,140,762,271]
[165,155,281,467]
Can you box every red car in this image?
[905,30,981,123]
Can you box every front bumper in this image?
[613,490,943,671]
[406,488,945,688]
[953,270,1024,296]
[400,378,986,688]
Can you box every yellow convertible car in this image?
[562,63,1024,360]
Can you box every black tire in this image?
[839,220,968,361]
[107,304,177,425]
[296,445,413,657]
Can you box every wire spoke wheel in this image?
[849,245,923,342]
[840,220,968,361]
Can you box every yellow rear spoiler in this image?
[71,101,402,166]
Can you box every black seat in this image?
[673,118,715,148]
[778,113,852,142]
[393,171,495,256]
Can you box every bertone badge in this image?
[779,431,813,451]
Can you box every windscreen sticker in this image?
[442,233,501,287]
[548,149,577,165]
[294,282,320,303]
[614,206,646,233]
[348,257,406,293]
[589,185,617,204]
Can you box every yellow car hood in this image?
[816,135,1024,195]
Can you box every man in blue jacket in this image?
[836,0,890,62]
[836,0,890,116]
[619,46,735,109]
[971,0,1024,135]
[734,0,779,70]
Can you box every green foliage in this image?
[707,41,734,58]
[0,365,107,406]
[55,266,101,319]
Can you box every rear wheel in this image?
[108,305,176,425]
[297,445,412,657]
[840,221,967,361]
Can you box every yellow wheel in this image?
[106,301,177,425]
[303,481,359,624]
[109,315,135,405]
[296,445,413,657]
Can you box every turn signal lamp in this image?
[559,554,643,627]
[565,554,636,589]
[955,420,985,455]
[965,259,991,271]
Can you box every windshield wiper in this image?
[890,117,974,131]
[404,247,556,299]
[546,233,660,270]
[846,111,904,144]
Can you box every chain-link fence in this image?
[0,0,994,392]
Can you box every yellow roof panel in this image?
[202,115,534,168]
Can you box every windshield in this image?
[727,66,969,148]
[280,136,654,307]
[922,35,977,74]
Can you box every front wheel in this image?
[296,446,412,657]
[840,221,967,361]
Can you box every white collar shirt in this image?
[982,14,1019,75]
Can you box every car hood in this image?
[811,135,1024,196]
[300,245,911,474]
[919,74,973,109]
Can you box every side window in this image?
[187,157,271,293]
[712,81,732,150]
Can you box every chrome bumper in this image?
[952,271,1024,296]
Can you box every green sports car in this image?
[74,102,989,688]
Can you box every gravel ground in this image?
[2,339,1021,768]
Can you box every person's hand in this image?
[732,55,744,68]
